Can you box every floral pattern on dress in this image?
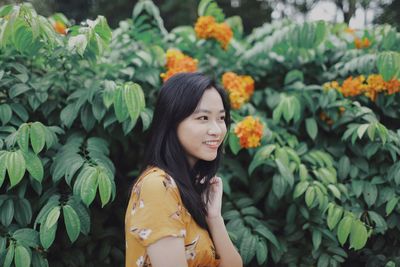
[185,235,200,260]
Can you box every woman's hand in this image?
[204,176,223,220]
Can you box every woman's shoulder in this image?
[135,166,178,193]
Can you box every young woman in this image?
[125,72,243,267]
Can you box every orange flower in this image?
[194,16,216,39]
[53,21,67,35]
[386,79,400,95]
[161,49,198,82]
[242,75,255,95]
[323,81,340,91]
[340,76,367,97]
[194,16,233,49]
[210,22,233,50]
[222,72,255,109]
[319,112,334,125]
[364,74,385,101]
[345,27,356,34]
[324,74,400,102]
[234,116,263,148]
[354,37,370,49]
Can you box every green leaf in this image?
[63,204,81,243]
[275,158,294,187]
[124,82,145,124]
[284,70,304,85]
[272,174,286,199]
[14,245,31,267]
[68,34,88,56]
[299,164,308,180]
[0,237,5,253]
[240,233,257,264]
[328,184,341,199]
[140,108,153,131]
[0,5,13,17]
[80,167,99,206]
[30,122,46,154]
[68,197,90,235]
[293,181,309,198]
[228,131,241,155]
[98,170,112,207]
[14,198,32,226]
[198,0,225,22]
[254,224,280,249]
[312,229,322,250]
[282,97,294,122]
[23,150,44,182]
[272,101,283,123]
[12,228,39,248]
[6,150,26,187]
[305,186,315,207]
[40,218,57,250]
[0,104,12,125]
[327,205,343,230]
[317,253,330,267]
[337,216,352,246]
[93,16,112,42]
[305,118,318,140]
[34,196,60,228]
[60,103,79,128]
[0,152,7,187]
[113,86,129,122]
[248,144,275,175]
[0,198,14,226]
[9,83,30,98]
[386,197,398,216]
[357,124,369,139]
[102,80,116,109]
[349,220,368,250]
[44,206,60,229]
[367,123,376,141]
[4,243,14,267]
[256,238,268,265]
[338,156,350,179]
[363,183,377,207]
[376,51,400,81]
[17,123,30,152]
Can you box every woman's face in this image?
[177,88,227,168]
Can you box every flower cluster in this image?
[323,74,400,101]
[160,49,198,82]
[344,27,371,49]
[234,116,263,148]
[53,21,67,35]
[194,16,233,50]
[354,37,371,49]
[222,72,254,109]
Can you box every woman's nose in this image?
[207,122,222,136]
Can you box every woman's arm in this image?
[147,236,188,267]
[205,177,243,267]
[207,215,243,267]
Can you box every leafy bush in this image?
[0,1,400,267]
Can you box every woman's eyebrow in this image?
[193,109,225,114]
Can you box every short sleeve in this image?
[127,172,186,247]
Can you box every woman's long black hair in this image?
[141,72,231,230]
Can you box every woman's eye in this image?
[220,116,225,120]
[198,116,208,120]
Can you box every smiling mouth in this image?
[203,140,219,145]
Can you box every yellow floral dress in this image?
[125,167,220,267]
